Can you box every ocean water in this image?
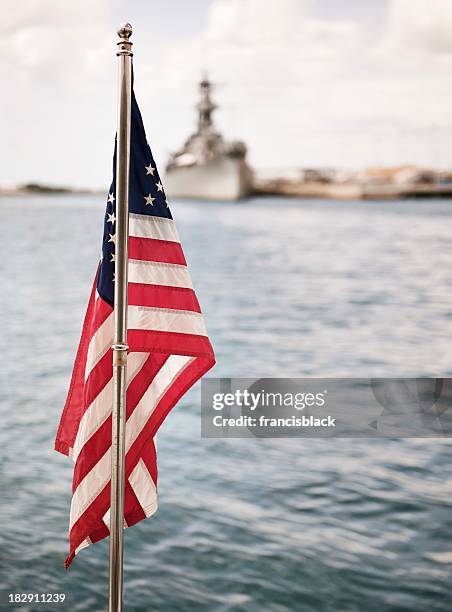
[0,194,451,611]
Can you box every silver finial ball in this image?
[118,22,133,39]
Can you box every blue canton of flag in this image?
[99,91,171,305]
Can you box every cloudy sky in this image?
[2,0,452,188]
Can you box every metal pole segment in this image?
[109,22,133,612]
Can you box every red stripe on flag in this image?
[125,353,169,420]
[89,293,113,333]
[55,274,97,456]
[84,348,112,410]
[128,283,201,312]
[128,236,186,265]
[128,329,213,357]
[124,480,146,524]
[140,437,158,485]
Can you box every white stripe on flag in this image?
[102,509,127,529]
[129,213,180,243]
[128,305,207,336]
[70,450,111,529]
[128,260,193,289]
[75,538,91,555]
[84,312,114,381]
[129,458,158,517]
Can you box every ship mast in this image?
[197,77,216,135]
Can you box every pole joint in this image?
[112,343,129,367]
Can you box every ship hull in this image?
[165,157,253,201]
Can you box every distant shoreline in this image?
[0,183,103,196]
[2,174,452,201]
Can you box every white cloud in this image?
[154,0,452,168]
[385,0,452,56]
[0,0,117,188]
[0,1,112,86]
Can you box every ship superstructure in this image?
[165,78,252,200]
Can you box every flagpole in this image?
[109,22,133,612]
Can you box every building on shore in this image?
[253,164,452,200]
[164,77,253,201]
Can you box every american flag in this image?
[55,91,215,568]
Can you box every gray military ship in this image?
[164,77,253,201]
